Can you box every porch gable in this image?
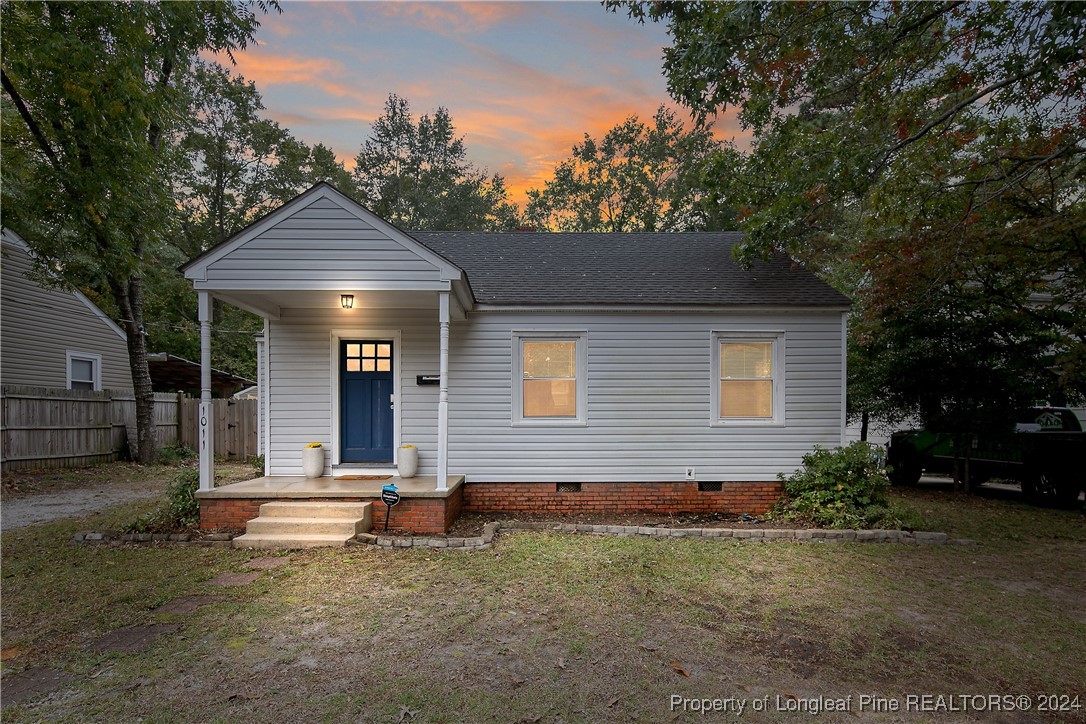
[182,183,464,292]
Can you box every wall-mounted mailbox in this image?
[416,375,440,386]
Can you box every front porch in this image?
[197,474,466,534]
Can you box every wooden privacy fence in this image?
[1,386,257,472]
[178,396,258,460]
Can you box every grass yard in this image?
[1,477,1083,722]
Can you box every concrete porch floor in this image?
[197,474,465,500]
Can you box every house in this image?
[1,228,131,392]
[184,183,849,536]
[146,352,254,398]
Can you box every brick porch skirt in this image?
[463,481,783,517]
[200,481,782,533]
[200,488,463,534]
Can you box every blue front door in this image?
[341,340,394,463]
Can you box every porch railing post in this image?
[437,291,450,490]
[198,292,215,491]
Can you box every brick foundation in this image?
[463,481,783,516]
[201,481,781,533]
[200,487,463,534]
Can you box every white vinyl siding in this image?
[202,197,443,287]
[447,311,844,482]
[1,234,131,390]
[265,307,845,482]
[266,307,440,477]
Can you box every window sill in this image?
[710,419,785,428]
[511,419,588,428]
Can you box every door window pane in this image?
[362,358,376,372]
[346,344,361,358]
[376,359,391,372]
[362,344,376,358]
[346,358,361,372]
[377,344,391,358]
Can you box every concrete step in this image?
[232,501,373,549]
[233,533,353,550]
[259,501,372,520]
[245,516,366,537]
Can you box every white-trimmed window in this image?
[711,332,784,426]
[512,332,587,426]
[66,351,102,391]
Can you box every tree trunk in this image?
[860,410,869,442]
[112,276,158,464]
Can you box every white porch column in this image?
[198,292,215,491]
[254,327,265,457]
[437,291,450,490]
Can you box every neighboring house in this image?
[147,352,254,398]
[185,183,850,533]
[1,228,131,391]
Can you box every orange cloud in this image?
[372,1,526,35]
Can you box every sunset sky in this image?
[219,1,744,205]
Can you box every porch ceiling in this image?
[213,289,452,319]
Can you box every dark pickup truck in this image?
[886,407,1086,507]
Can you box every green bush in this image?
[775,442,904,529]
[126,468,200,533]
[157,443,196,465]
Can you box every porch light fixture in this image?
[340,294,354,309]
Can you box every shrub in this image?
[775,442,903,529]
[126,468,200,533]
[248,454,265,474]
[157,443,196,465]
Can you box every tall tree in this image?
[1,1,275,462]
[176,60,320,257]
[526,106,737,232]
[157,60,352,380]
[352,94,520,230]
[616,1,1086,427]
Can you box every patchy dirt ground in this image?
[0,461,256,530]
[1,476,1084,722]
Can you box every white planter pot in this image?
[397,447,418,479]
[302,447,325,479]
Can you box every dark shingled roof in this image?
[411,231,850,307]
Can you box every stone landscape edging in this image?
[72,522,972,550]
[352,520,970,551]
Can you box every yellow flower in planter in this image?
[400,444,416,449]
[305,442,323,449]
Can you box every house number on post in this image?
[380,484,400,531]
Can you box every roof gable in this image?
[1,228,127,340]
[182,183,463,285]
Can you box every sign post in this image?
[380,484,400,531]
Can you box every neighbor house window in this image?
[711,333,783,425]
[66,351,102,391]
[512,332,587,425]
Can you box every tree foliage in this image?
[151,60,354,381]
[526,106,739,231]
[1,0,274,461]
[352,94,520,230]
[617,1,1086,428]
